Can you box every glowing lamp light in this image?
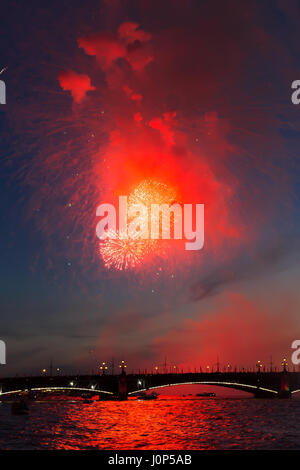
[119,360,127,371]
[100,361,108,373]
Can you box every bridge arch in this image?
[129,381,278,397]
[0,387,113,397]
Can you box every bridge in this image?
[1,367,299,400]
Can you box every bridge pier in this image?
[278,369,291,399]
[118,372,128,400]
[278,389,291,399]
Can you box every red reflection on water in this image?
[54,397,220,450]
[1,397,299,450]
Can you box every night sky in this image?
[0,0,300,376]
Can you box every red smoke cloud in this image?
[118,21,151,44]
[37,14,289,280]
[149,112,176,145]
[123,85,143,102]
[152,292,297,369]
[78,33,127,69]
[11,8,290,286]
[78,21,152,72]
[58,70,95,103]
[56,20,251,276]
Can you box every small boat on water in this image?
[196,392,216,397]
[11,400,29,415]
[82,398,93,404]
[138,392,158,400]
[80,392,94,404]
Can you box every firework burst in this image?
[128,179,177,207]
[99,230,149,271]
[99,180,178,271]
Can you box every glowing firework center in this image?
[96,180,204,271]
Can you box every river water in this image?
[0,397,299,450]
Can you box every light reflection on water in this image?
[0,397,299,450]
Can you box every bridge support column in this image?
[118,373,128,400]
[253,368,266,398]
[278,369,291,399]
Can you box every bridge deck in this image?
[1,371,300,398]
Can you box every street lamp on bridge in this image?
[99,362,108,375]
[256,360,263,373]
[119,360,127,374]
[281,357,288,372]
